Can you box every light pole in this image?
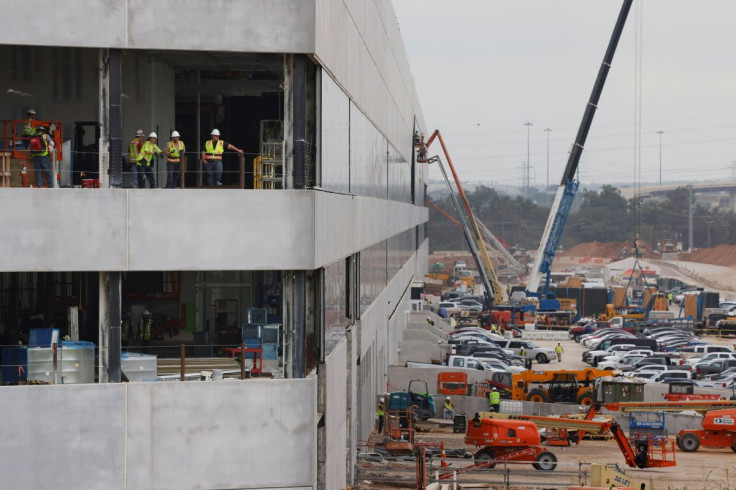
[544,128,551,203]
[657,130,664,186]
[524,122,533,197]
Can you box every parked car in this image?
[494,340,555,364]
[653,370,691,382]
[597,353,648,371]
[685,352,736,367]
[583,343,638,366]
[458,299,483,312]
[693,358,736,379]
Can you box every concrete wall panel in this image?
[0,189,127,271]
[324,339,348,490]
[0,1,314,54]
[0,384,126,490]
[0,380,316,490]
[127,190,315,270]
[0,190,424,272]
[315,0,425,163]
[126,380,316,489]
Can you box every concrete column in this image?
[109,49,123,188]
[98,271,121,382]
[98,49,110,188]
[98,272,108,382]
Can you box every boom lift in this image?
[526,0,633,301]
[424,131,503,307]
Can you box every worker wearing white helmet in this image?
[376,397,386,434]
[135,132,163,188]
[164,130,186,188]
[201,128,244,187]
[22,108,38,148]
[443,396,455,420]
[129,129,146,187]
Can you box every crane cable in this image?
[633,0,644,239]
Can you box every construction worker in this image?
[488,387,500,413]
[129,129,145,188]
[136,132,163,188]
[519,346,526,359]
[200,129,244,187]
[376,397,386,434]
[22,108,37,149]
[443,396,455,419]
[555,342,564,362]
[490,324,497,334]
[31,126,54,188]
[165,131,186,188]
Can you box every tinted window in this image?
[452,358,464,367]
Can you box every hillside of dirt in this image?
[560,240,656,260]
[679,244,736,267]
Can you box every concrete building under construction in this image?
[0,1,427,488]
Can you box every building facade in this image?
[0,1,427,489]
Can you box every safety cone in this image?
[440,441,448,468]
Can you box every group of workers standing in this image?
[128,128,244,188]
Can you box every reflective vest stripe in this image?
[167,141,184,163]
[205,140,224,160]
[129,139,141,162]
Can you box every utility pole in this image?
[524,122,533,198]
[657,130,664,186]
[544,128,551,204]
[688,184,694,252]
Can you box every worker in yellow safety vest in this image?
[443,396,455,419]
[200,128,243,187]
[555,342,564,362]
[31,126,55,188]
[136,132,162,188]
[488,387,500,413]
[376,397,386,434]
[22,108,37,149]
[129,129,145,187]
[164,131,186,188]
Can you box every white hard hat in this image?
[210,129,221,136]
[492,387,497,391]
[379,397,385,402]
[136,129,144,137]
[171,131,180,138]
[149,132,157,139]
[445,396,451,400]
[27,108,37,115]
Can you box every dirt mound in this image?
[561,240,654,259]
[680,244,736,267]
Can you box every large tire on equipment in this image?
[474,449,496,468]
[536,353,547,364]
[679,432,700,452]
[577,391,594,406]
[526,389,549,403]
[532,451,557,471]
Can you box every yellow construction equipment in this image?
[512,368,610,405]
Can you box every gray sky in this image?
[393,0,736,189]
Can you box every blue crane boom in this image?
[526,0,633,297]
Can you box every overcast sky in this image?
[393,0,736,190]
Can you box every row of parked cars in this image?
[575,320,736,387]
[433,293,486,315]
[444,327,557,375]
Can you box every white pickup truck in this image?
[407,356,511,374]
[494,340,555,364]
[679,345,735,363]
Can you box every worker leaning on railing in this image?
[200,128,243,187]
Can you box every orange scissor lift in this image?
[0,119,64,187]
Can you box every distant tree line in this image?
[427,184,736,253]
